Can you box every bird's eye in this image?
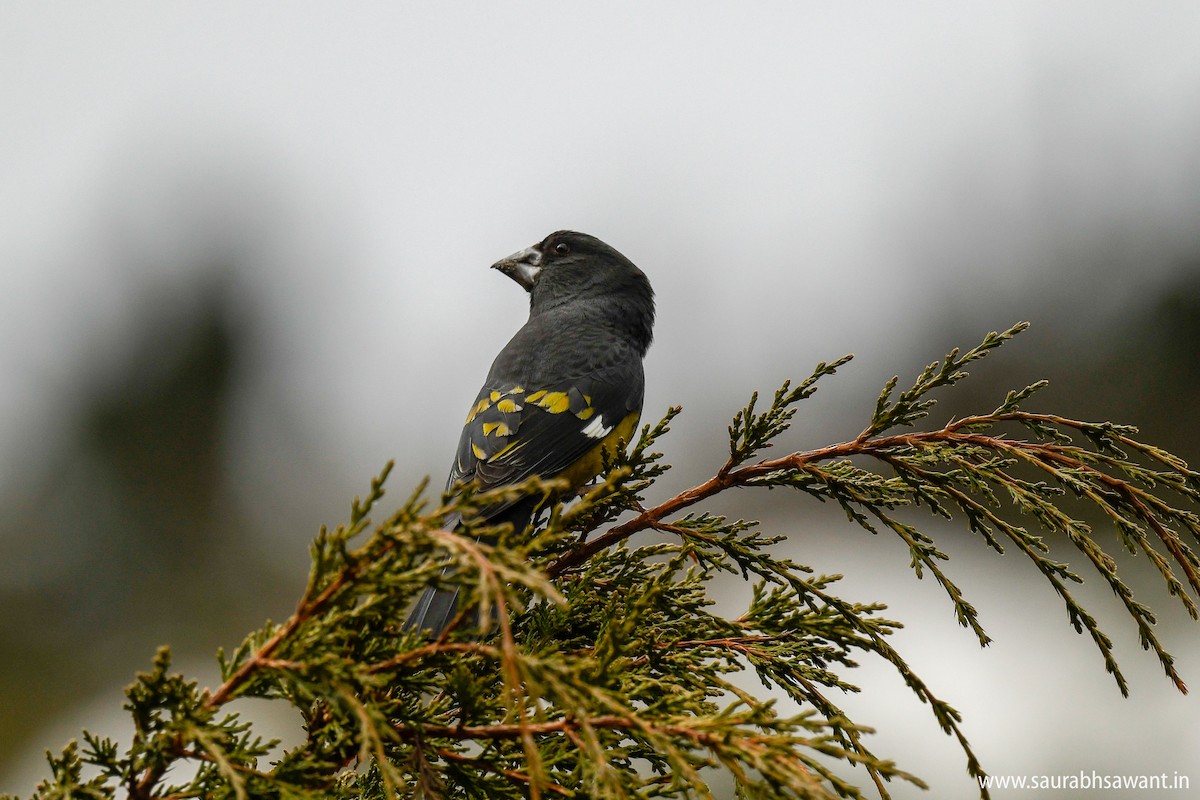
[554,242,570,256]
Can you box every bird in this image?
[405,230,656,636]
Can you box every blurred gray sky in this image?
[3,3,1200,797]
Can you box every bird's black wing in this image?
[448,358,644,512]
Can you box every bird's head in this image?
[492,230,651,301]
[491,229,655,351]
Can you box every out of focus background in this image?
[3,4,1199,796]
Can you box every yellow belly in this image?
[556,411,641,490]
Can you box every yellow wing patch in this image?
[490,438,527,461]
[536,391,570,414]
[465,396,491,423]
[465,387,528,423]
[501,388,583,416]
[481,421,512,437]
[464,384,602,466]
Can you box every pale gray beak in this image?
[491,245,543,291]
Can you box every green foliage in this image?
[11,323,1200,800]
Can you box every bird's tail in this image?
[404,574,462,636]
[404,496,542,637]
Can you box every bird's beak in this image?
[491,245,543,291]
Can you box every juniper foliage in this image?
[12,323,1200,800]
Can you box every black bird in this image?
[405,230,656,635]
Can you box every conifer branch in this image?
[13,322,1198,800]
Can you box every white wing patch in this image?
[582,416,611,439]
